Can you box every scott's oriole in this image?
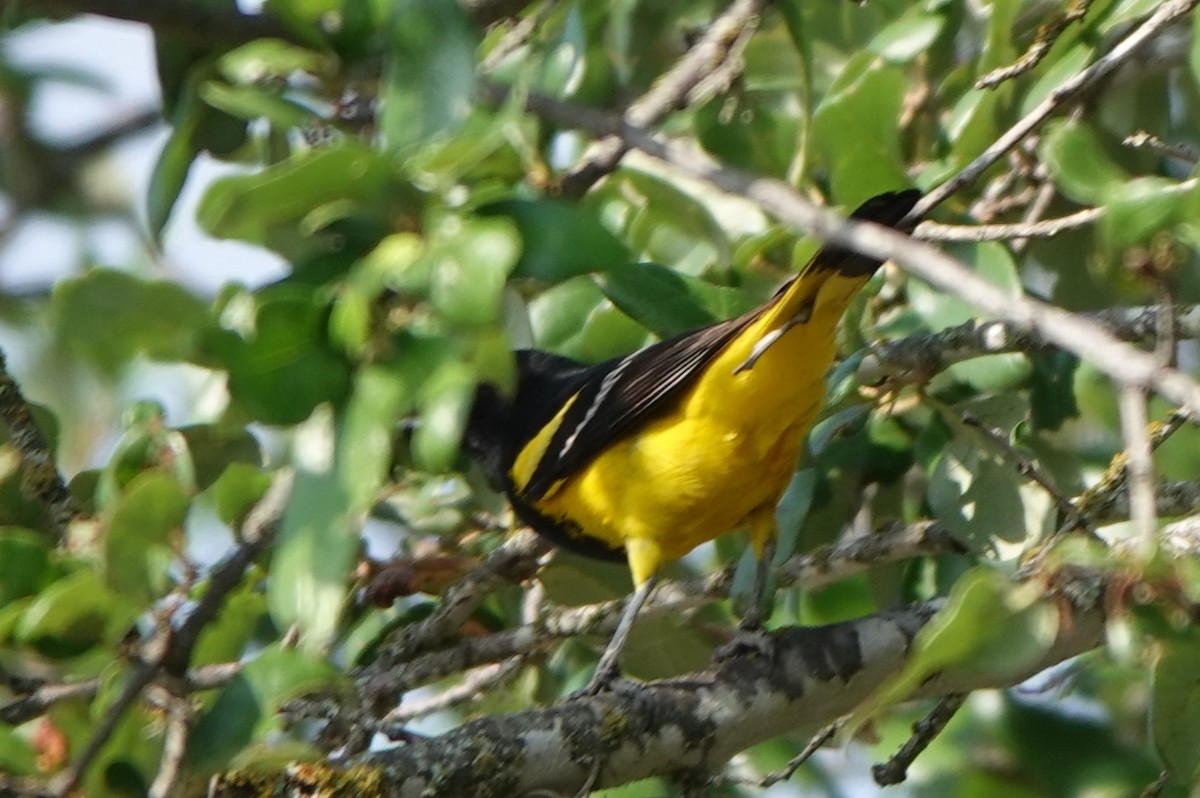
[465,189,922,690]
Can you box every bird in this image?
[463,189,922,692]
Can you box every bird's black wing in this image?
[519,310,765,502]
[517,188,923,502]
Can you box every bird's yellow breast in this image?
[513,271,866,585]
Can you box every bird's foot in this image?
[714,624,774,662]
[572,664,641,699]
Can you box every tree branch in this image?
[918,0,1199,215]
[49,472,289,796]
[0,347,75,544]
[212,584,1105,797]
[858,304,1200,385]
[557,0,765,197]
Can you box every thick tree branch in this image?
[212,585,1105,797]
[0,347,75,544]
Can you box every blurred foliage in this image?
[0,0,1199,795]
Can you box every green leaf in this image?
[1030,350,1080,431]
[268,409,351,650]
[147,113,200,240]
[381,0,476,151]
[927,396,1053,551]
[188,643,346,771]
[207,463,273,527]
[1041,120,1127,204]
[428,217,521,328]
[192,587,267,669]
[868,9,945,62]
[0,726,36,775]
[944,352,1031,394]
[619,169,736,272]
[774,468,817,563]
[538,552,631,607]
[217,38,332,83]
[1152,638,1200,784]
[200,82,315,128]
[95,401,196,511]
[197,145,395,245]
[908,242,1021,330]
[339,365,409,509]
[693,87,800,178]
[622,614,712,681]
[413,358,475,473]
[53,269,207,374]
[16,569,139,658]
[179,423,262,491]
[481,199,630,283]
[809,404,870,457]
[848,568,1058,732]
[1019,43,1093,117]
[528,277,607,351]
[596,263,725,339]
[103,471,189,603]
[206,289,352,426]
[539,2,588,98]
[810,55,909,205]
[0,527,51,606]
[148,50,249,238]
[1193,12,1200,87]
[1101,177,1190,251]
[268,365,407,649]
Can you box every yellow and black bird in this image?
[464,189,922,691]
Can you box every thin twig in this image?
[961,412,1078,521]
[1066,411,1189,530]
[918,0,1199,216]
[1010,171,1060,255]
[916,206,1103,241]
[1138,771,1171,798]
[0,678,100,726]
[1124,131,1200,164]
[357,530,546,707]
[382,658,526,728]
[859,304,1200,386]
[0,347,75,544]
[488,78,1200,418]
[148,696,193,798]
[976,0,1094,89]
[50,473,290,796]
[760,720,843,787]
[1090,479,1200,526]
[557,0,764,197]
[0,774,56,798]
[1117,385,1158,549]
[872,693,968,786]
[478,1,556,74]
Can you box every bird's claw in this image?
[715,625,774,662]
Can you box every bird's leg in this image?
[717,538,776,662]
[579,574,658,695]
[740,537,776,632]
